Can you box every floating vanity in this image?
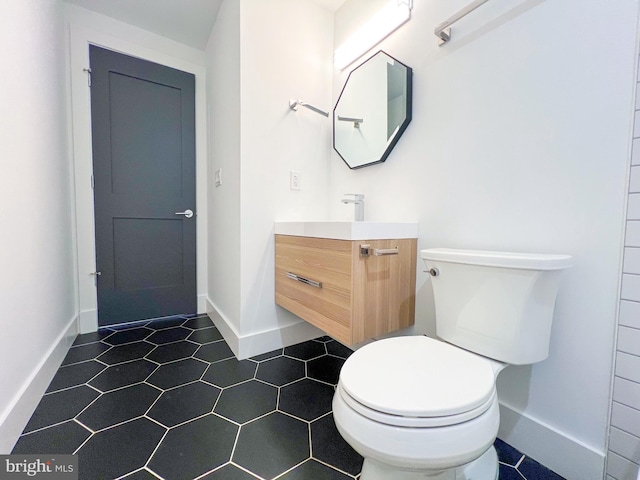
[274,222,418,346]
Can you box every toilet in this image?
[333,248,571,480]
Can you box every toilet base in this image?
[360,445,498,480]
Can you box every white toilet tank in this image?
[421,248,571,365]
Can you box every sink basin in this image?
[274,221,419,240]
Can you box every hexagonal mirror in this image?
[333,51,413,169]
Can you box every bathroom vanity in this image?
[274,222,418,345]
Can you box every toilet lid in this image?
[339,336,496,418]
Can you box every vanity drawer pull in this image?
[286,272,322,289]
[360,245,399,257]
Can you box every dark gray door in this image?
[89,45,196,326]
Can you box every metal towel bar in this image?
[289,99,329,118]
[360,245,399,257]
[434,0,490,45]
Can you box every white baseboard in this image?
[498,401,605,480]
[78,308,97,334]
[0,315,78,454]
[197,294,207,315]
[206,298,324,360]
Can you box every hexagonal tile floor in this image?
[11,315,564,480]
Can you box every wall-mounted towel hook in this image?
[289,99,329,118]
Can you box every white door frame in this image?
[66,11,208,333]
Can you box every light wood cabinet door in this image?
[275,235,416,345]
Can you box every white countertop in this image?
[274,221,419,240]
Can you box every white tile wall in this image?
[624,249,640,274]
[608,452,640,480]
[616,352,640,383]
[620,301,640,329]
[614,378,640,411]
[611,402,640,439]
[625,221,640,247]
[632,139,640,166]
[621,275,640,303]
[618,327,640,356]
[607,51,640,480]
[628,195,640,220]
[630,167,640,193]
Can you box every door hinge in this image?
[83,67,92,87]
[91,175,94,189]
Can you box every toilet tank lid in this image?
[421,248,572,270]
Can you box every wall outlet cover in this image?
[290,170,301,191]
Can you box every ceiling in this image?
[65,0,347,50]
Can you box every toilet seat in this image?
[338,336,497,427]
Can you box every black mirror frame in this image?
[333,51,413,170]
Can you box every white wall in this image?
[331,0,639,479]
[64,4,208,332]
[0,0,77,452]
[206,0,242,340]
[207,0,333,357]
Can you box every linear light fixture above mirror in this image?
[334,0,412,70]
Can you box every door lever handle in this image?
[175,209,194,219]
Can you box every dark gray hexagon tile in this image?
[307,355,345,385]
[279,378,334,421]
[202,359,257,388]
[499,463,525,480]
[495,438,524,466]
[72,330,112,346]
[24,385,100,433]
[214,380,277,424]
[249,348,283,362]
[148,381,221,427]
[148,415,238,480]
[313,336,333,343]
[146,340,199,364]
[97,341,155,365]
[147,316,187,330]
[188,326,224,344]
[201,464,259,479]
[103,327,153,345]
[77,417,165,479]
[279,459,353,480]
[256,356,305,386]
[77,383,161,431]
[325,341,353,359]
[121,468,162,479]
[12,420,91,454]
[62,342,110,366]
[233,412,309,479]
[46,360,105,393]
[195,341,235,363]
[518,456,564,479]
[311,414,363,476]
[147,358,208,390]
[107,320,149,330]
[183,315,214,330]
[89,359,157,392]
[146,326,191,345]
[284,340,326,360]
